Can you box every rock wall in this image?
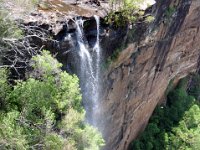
[99,0,200,150]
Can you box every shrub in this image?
[0,51,104,150]
[145,16,155,23]
[106,0,144,27]
[165,6,176,19]
[130,76,200,150]
[0,9,23,39]
[188,74,200,100]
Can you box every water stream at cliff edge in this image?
[75,15,101,127]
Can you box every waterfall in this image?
[75,18,94,79]
[75,16,101,126]
[94,15,101,89]
[93,15,101,127]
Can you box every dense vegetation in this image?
[0,2,104,149]
[130,75,200,150]
[106,0,154,27]
[0,51,104,150]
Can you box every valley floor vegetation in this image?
[130,75,200,150]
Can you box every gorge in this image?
[0,0,200,150]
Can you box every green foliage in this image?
[105,11,137,27]
[60,108,104,150]
[44,133,64,150]
[107,48,121,62]
[0,51,104,150]
[145,16,155,23]
[0,69,11,110]
[167,104,200,150]
[0,111,28,150]
[106,0,144,27]
[130,76,200,150]
[165,78,174,96]
[30,50,62,78]
[165,6,176,19]
[102,45,126,69]
[188,73,200,100]
[82,125,105,150]
[0,1,23,39]
[0,13,22,39]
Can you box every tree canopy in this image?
[0,51,104,150]
[130,76,200,150]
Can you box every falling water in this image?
[75,18,94,79]
[93,15,101,97]
[75,16,101,126]
[92,15,101,127]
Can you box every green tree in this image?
[188,74,200,100]
[0,68,10,110]
[0,111,28,150]
[0,51,104,150]
[130,77,200,150]
[0,1,22,39]
[168,104,200,150]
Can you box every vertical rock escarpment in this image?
[99,0,200,150]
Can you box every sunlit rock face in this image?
[37,0,108,18]
[99,0,200,150]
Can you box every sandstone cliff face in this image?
[99,0,200,150]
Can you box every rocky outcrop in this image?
[20,4,127,75]
[98,0,200,150]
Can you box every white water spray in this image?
[92,15,101,126]
[75,16,101,126]
[94,16,101,93]
[75,19,94,78]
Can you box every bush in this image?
[130,77,200,150]
[0,51,104,150]
[188,74,200,100]
[165,6,176,19]
[0,111,28,150]
[0,0,23,39]
[106,0,144,27]
[0,69,11,110]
